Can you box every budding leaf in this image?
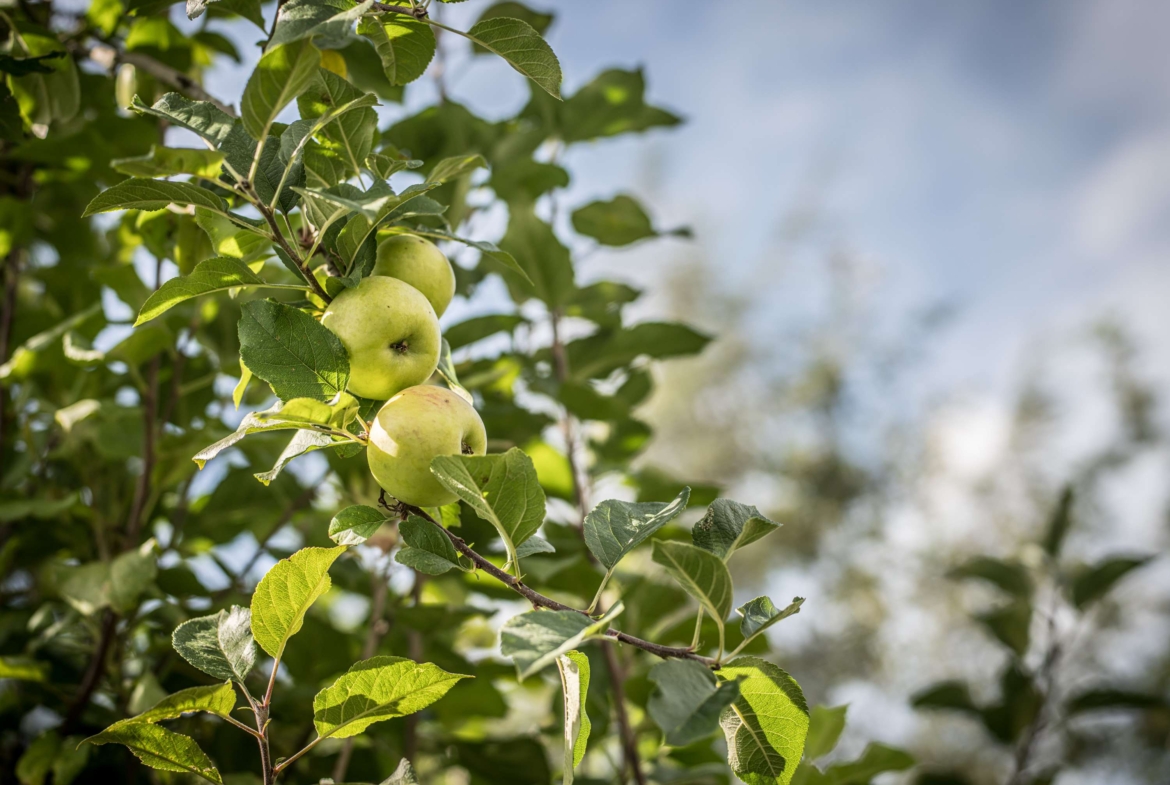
[238,300,350,402]
[83,724,223,784]
[718,657,810,785]
[251,546,347,659]
[172,606,257,683]
[557,650,591,785]
[500,603,622,680]
[737,596,804,640]
[692,499,780,561]
[648,659,741,747]
[584,487,689,571]
[329,505,387,546]
[312,655,469,739]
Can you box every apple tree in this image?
[0,1,856,783]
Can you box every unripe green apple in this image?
[373,234,456,317]
[367,385,487,507]
[321,276,440,400]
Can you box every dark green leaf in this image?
[949,556,1033,599]
[803,704,848,761]
[451,17,561,98]
[396,515,464,574]
[329,505,387,545]
[975,600,1031,657]
[238,300,350,402]
[500,603,621,679]
[1042,485,1074,557]
[648,659,741,746]
[241,40,321,140]
[571,194,660,246]
[584,488,690,571]
[83,724,222,783]
[83,179,225,217]
[172,606,256,683]
[692,499,780,561]
[737,596,804,640]
[1070,555,1152,609]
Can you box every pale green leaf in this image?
[571,194,664,247]
[737,596,804,639]
[172,606,256,683]
[692,499,780,561]
[135,258,275,326]
[648,659,741,747]
[430,447,545,570]
[803,705,847,761]
[250,546,347,659]
[450,17,561,98]
[194,209,271,262]
[496,201,573,304]
[192,398,345,468]
[296,68,379,179]
[241,40,321,140]
[500,603,621,680]
[1071,555,1153,609]
[427,153,487,184]
[819,743,915,783]
[359,15,435,85]
[718,657,810,785]
[130,93,236,147]
[254,428,336,485]
[270,0,371,49]
[584,487,689,570]
[84,724,223,784]
[651,540,733,648]
[82,179,225,217]
[111,682,236,727]
[0,656,47,682]
[395,515,463,574]
[329,505,387,545]
[312,655,469,739]
[557,649,590,785]
[112,146,226,178]
[380,759,419,785]
[238,299,350,402]
[515,536,555,558]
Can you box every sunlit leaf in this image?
[251,546,347,659]
[172,606,256,683]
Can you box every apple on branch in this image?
[373,234,457,317]
[321,276,441,400]
[368,385,488,507]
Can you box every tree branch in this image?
[372,2,428,18]
[603,641,647,785]
[83,43,237,116]
[394,502,718,667]
[250,193,332,304]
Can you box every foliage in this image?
[0,1,819,783]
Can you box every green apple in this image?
[321,276,440,400]
[373,234,456,317]
[367,385,487,507]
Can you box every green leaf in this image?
[131,93,236,147]
[297,68,379,179]
[112,146,226,178]
[367,151,424,179]
[251,546,347,659]
[556,68,682,144]
[1070,555,1152,609]
[136,258,274,326]
[1066,688,1167,715]
[112,682,236,727]
[648,659,741,747]
[976,600,1031,657]
[381,759,420,785]
[312,654,469,738]
[565,322,711,381]
[195,209,271,262]
[444,314,526,351]
[0,656,47,682]
[451,17,561,98]
[472,2,553,48]
[172,606,256,683]
[584,488,690,570]
[803,704,847,761]
[329,505,387,545]
[82,179,225,217]
[556,650,590,785]
[737,596,804,640]
[911,681,980,715]
[652,541,733,650]
[428,153,487,184]
[254,428,336,485]
[192,398,347,468]
[515,536,554,557]
[1042,485,1074,557]
[83,724,222,784]
[269,0,371,49]
[491,158,569,201]
[496,201,574,304]
[359,15,436,85]
[718,657,810,785]
[58,543,157,616]
[241,40,321,140]
[395,514,464,574]
[571,194,668,246]
[430,447,546,571]
[692,499,781,561]
[238,300,350,402]
[0,51,64,76]
[410,227,532,285]
[500,603,622,680]
[820,743,914,784]
[949,556,1033,598]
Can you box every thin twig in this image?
[60,609,117,733]
[603,641,647,785]
[82,44,236,116]
[392,503,718,667]
[371,2,428,18]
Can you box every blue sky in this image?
[198,0,1170,404]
